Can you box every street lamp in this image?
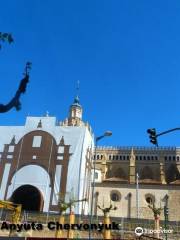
[89,131,112,239]
[136,173,139,219]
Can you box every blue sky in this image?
[1,0,180,146]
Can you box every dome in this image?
[71,96,81,108]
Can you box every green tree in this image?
[0,32,13,49]
[0,32,31,113]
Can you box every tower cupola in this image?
[69,95,82,121]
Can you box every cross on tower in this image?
[76,80,80,97]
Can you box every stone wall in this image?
[95,183,180,221]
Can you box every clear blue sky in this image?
[1,0,180,147]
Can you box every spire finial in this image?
[76,80,80,97]
[72,80,81,106]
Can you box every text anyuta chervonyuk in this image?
[1,221,120,232]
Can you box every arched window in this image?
[166,164,180,183]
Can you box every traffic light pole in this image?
[164,195,169,240]
[147,127,180,146]
[156,128,180,137]
[164,207,168,240]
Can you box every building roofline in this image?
[96,146,178,150]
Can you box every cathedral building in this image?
[0,97,180,222]
[93,146,180,221]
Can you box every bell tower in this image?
[68,95,83,126]
[67,80,83,126]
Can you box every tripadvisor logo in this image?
[135,226,173,236]
[135,227,143,236]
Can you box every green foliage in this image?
[0,32,14,49]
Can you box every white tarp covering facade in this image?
[0,116,94,214]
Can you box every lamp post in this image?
[136,173,139,219]
[89,131,112,239]
[164,194,169,240]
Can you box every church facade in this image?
[0,97,94,214]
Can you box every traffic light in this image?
[147,128,158,146]
[164,206,169,216]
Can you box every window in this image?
[123,156,126,160]
[147,156,150,160]
[32,136,42,148]
[177,156,179,161]
[164,156,167,161]
[136,156,138,160]
[32,155,37,160]
[8,146,14,152]
[113,155,115,160]
[146,197,153,204]
[95,172,98,179]
[139,156,142,161]
[7,155,13,159]
[57,156,63,160]
[151,156,154,160]
[116,155,118,160]
[127,155,129,160]
[109,155,112,160]
[119,155,122,160]
[110,191,121,202]
[173,156,176,161]
[169,156,171,161]
[143,156,146,160]
[111,193,119,201]
[145,194,155,204]
[58,146,64,154]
